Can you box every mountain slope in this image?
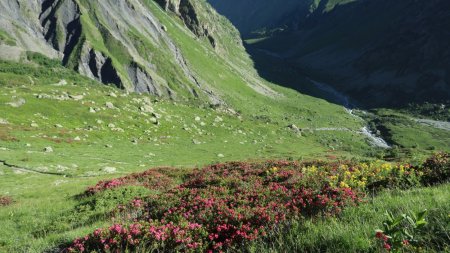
[207,0,310,37]
[209,0,450,108]
[1,1,450,251]
[0,0,275,104]
[207,0,355,37]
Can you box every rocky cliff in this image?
[0,0,265,104]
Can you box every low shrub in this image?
[375,210,428,252]
[68,153,449,252]
[421,152,450,185]
[0,196,13,207]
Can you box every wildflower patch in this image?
[68,153,449,252]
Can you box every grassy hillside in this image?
[249,184,450,252]
[1,54,448,252]
[0,1,449,252]
[0,55,375,251]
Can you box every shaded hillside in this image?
[207,0,311,37]
[209,0,450,108]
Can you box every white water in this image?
[256,48,391,148]
[309,79,391,149]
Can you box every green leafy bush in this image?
[375,210,428,252]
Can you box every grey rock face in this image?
[0,0,231,104]
[128,63,163,97]
[40,0,82,65]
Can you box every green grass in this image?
[0,1,448,251]
[369,109,450,153]
[248,184,450,253]
[0,57,383,252]
[0,53,447,253]
[146,0,364,132]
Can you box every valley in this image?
[0,0,449,252]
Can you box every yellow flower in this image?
[339,164,348,170]
[339,181,350,188]
[381,163,392,172]
[309,166,318,173]
[360,163,369,170]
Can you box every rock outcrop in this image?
[0,0,278,104]
[0,0,234,103]
[156,0,217,48]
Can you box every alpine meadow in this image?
[0,0,449,252]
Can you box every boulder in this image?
[105,102,115,109]
[43,146,53,153]
[102,167,117,173]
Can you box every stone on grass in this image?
[53,180,68,186]
[194,116,201,122]
[30,122,39,128]
[69,94,84,100]
[150,117,158,125]
[55,124,63,128]
[74,136,81,141]
[102,167,117,173]
[140,105,154,113]
[43,146,53,153]
[152,112,162,119]
[53,79,67,86]
[7,98,26,108]
[105,102,115,109]
[0,118,9,125]
[192,139,201,145]
[288,124,302,134]
[109,92,117,98]
[217,153,225,158]
[89,107,96,113]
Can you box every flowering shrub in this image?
[71,161,361,252]
[69,221,208,252]
[375,210,428,252]
[421,152,449,184]
[70,153,449,252]
[299,161,422,192]
[0,195,13,206]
